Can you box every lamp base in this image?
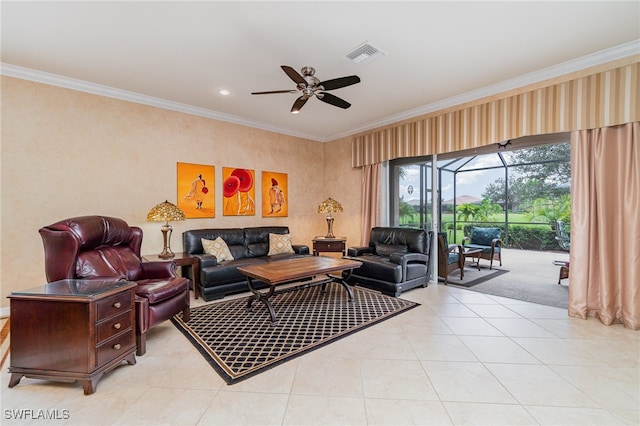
[159,223,175,259]
[158,250,175,259]
[325,216,335,239]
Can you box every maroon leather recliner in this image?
[39,215,190,356]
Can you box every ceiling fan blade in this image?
[251,90,298,95]
[291,96,308,113]
[319,75,361,91]
[281,65,306,86]
[317,92,351,109]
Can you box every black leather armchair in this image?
[344,227,432,297]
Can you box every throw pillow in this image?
[201,237,234,261]
[268,233,295,255]
[375,243,408,256]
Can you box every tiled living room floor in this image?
[2,283,638,426]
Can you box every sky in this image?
[399,154,508,204]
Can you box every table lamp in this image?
[317,197,343,238]
[147,200,186,258]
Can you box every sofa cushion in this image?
[352,255,403,283]
[375,243,408,257]
[470,227,501,246]
[369,227,428,254]
[202,237,234,261]
[465,243,501,254]
[135,278,188,304]
[76,246,142,281]
[268,233,295,255]
[246,226,291,257]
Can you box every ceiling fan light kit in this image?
[251,65,361,114]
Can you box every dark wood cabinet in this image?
[312,236,347,256]
[8,279,136,395]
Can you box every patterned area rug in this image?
[171,282,419,384]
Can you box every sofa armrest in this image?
[389,252,428,266]
[461,236,470,246]
[348,246,374,257]
[197,254,219,268]
[292,245,310,255]
[491,238,503,249]
[140,261,177,278]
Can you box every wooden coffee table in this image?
[237,256,362,323]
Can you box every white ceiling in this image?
[2,1,639,142]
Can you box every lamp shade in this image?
[147,200,186,223]
[317,197,343,214]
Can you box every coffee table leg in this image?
[331,271,354,302]
[245,277,278,323]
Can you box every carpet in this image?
[171,281,419,384]
[442,267,510,288]
[469,278,569,309]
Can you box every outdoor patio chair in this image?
[555,220,570,251]
[437,232,464,284]
[462,227,503,270]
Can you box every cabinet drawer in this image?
[96,310,133,343]
[315,241,345,251]
[96,331,135,366]
[96,291,132,320]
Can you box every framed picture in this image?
[222,167,255,216]
[262,171,288,217]
[177,162,215,218]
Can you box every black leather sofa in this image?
[344,227,432,297]
[183,226,310,301]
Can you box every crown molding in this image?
[326,39,640,141]
[0,63,322,142]
[3,40,638,143]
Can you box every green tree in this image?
[511,142,570,186]
[526,194,571,223]
[456,203,479,222]
[483,143,571,212]
[399,196,416,219]
[474,198,503,222]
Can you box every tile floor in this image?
[1,283,638,425]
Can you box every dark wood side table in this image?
[312,236,347,256]
[143,252,201,299]
[8,279,136,395]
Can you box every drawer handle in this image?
[113,323,121,330]
[113,343,121,350]
[113,302,121,309]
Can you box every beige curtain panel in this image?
[360,163,381,245]
[352,61,639,167]
[569,122,640,330]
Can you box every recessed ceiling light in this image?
[217,88,231,96]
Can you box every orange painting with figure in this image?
[262,171,288,217]
[222,167,255,216]
[177,163,215,218]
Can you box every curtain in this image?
[353,61,639,167]
[569,122,640,329]
[360,163,381,245]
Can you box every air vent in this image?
[345,42,385,64]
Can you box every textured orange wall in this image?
[1,76,360,307]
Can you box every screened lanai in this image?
[391,133,571,250]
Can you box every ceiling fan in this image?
[251,65,361,114]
